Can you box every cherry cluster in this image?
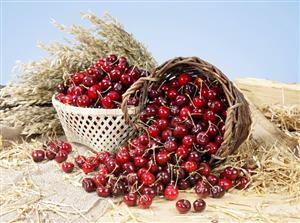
[55,54,147,108]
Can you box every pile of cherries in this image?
[33,71,252,213]
[55,54,147,108]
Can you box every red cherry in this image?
[207,174,219,186]
[183,160,197,173]
[173,125,188,139]
[120,74,133,86]
[178,73,191,86]
[72,72,85,85]
[193,96,206,108]
[97,166,108,176]
[60,142,72,154]
[156,152,169,166]
[141,172,155,186]
[219,178,233,190]
[207,125,218,137]
[82,75,96,87]
[207,88,217,100]
[235,176,249,190]
[100,78,112,91]
[167,88,178,100]
[87,85,100,100]
[97,151,110,164]
[148,125,160,137]
[82,178,96,193]
[45,150,56,160]
[31,150,45,162]
[138,194,153,209]
[175,95,188,107]
[137,168,147,179]
[214,135,223,145]
[203,110,217,123]
[106,91,121,101]
[77,95,91,107]
[196,132,209,145]
[96,185,111,197]
[158,106,170,119]
[75,155,86,168]
[116,151,130,165]
[182,135,194,147]
[188,151,201,163]
[223,167,239,180]
[180,107,191,118]
[193,199,206,212]
[93,174,107,187]
[134,156,147,168]
[205,142,218,155]
[199,162,211,176]
[123,193,138,207]
[73,86,85,96]
[176,146,189,158]
[101,96,114,109]
[210,185,225,198]
[62,162,74,173]
[55,151,68,163]
[176,199,191,214]
[164,140,177,152]
[195,181,210,198]
[156,119,168,130]
[164,185,179,200]
[62,95,73,105]
[109,68,121,81]
[82,162,94,174]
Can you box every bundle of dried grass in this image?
[0,12,156,136]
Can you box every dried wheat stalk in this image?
[0,12,156,136]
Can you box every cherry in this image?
[178,73,191,86]
[101,96,114,109]
[180,107,191,118]
[60,142,72,154]
[82,75,96,87]
[82,178,96,192]
[176,199,191,214]
[161,129,173,141]
[93,174,107,187]
[109,68,121,81]
[196,132,209,145]
[199,162,211,176]
[175,95,188,107]
[141,172,155,186]
[97,151,110,164]
[134,156,147,168]
[176,146,189,158]
[205,142,218,155]
[207,89,217,100]
[157,170,171,185]
[177,179,190,190]
[98,167,108,176]
[62,162,74,173]
[218,178,233,190]
[138,134,149,146]
[77,95,90,107]
[191,124,203,135]
[116,151,130,165]
[193,96,206,108]
[82,162,94,174]
[96,185,111,197]
[208,100,223,112]
[214,135,223,145]
[182,135,194,147]
[73,86,85,96]
[222,167,239,180]
[127,173,138,185]
[120,74,133,86]
[31,150,45,162]
[156,119,168,130]
[156,152,169,166]
[87,85,100,100]
[46,150,56,160]
[100,78,112,91]
[235,176,249,190]
[138,194,153,209]
[113,82,123,93]
[164,140,177,152]
[183,160,197,173]
[158,106,170,119]
[203,110,217,123]
[75,155,86,168]
[195,181,210,198]
[207,174,219,186]
[188,151,201,163]
[189,173,201,186]
[210,185,225,198]
[141,186,156,199]
[55,151,68,163]
[62,95,73,105]
[193,199,206,212]
[207,125,218,137]
[164,185,179,200]
[106,91,121,101]
[72,72,85,85]
[123,193,138,206]
[105,158,120,174]
[122,162,136,174]
[167,89,178,100]
[148,124,160,137]
[173,125,188,139]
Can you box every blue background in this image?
[1,1,299,84]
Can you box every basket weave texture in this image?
[122,57,252,160]
[52,96,138,152]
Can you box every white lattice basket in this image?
[52,96,139,152]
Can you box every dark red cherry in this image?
[193,199,206,212]
[176,199,191,214]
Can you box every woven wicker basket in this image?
[52,96,139,152]
[122,57,252,162]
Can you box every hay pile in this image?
[0,12,156,136]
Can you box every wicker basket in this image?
[52,96,139,152]
[122,57,252,162]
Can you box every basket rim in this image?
[52,95,139,115]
